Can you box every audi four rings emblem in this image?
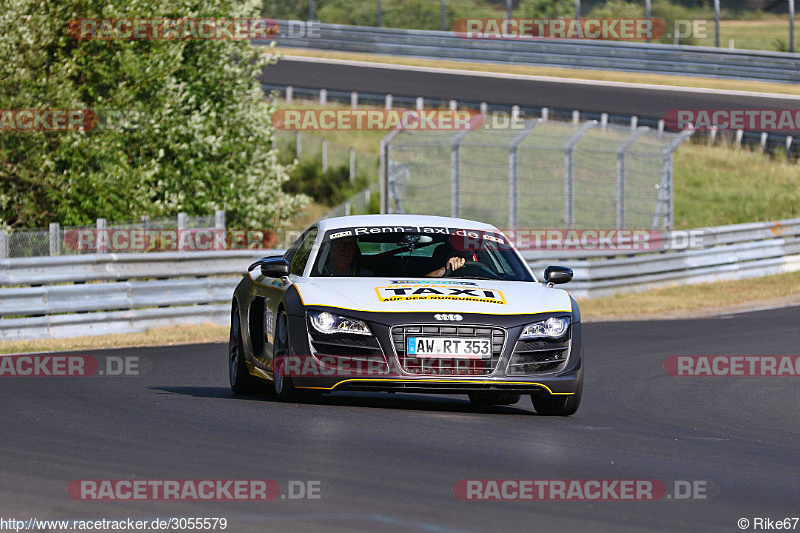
[434,314,463,321]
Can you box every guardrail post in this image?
[351,91,358,108]
[564,121,596,228]
[508,121,538,230]
[349,148,356,182]
[178,212,188,252]
[451,130,472,219]
[735,129,744,145]
[480,102,488,116]
[286,85,293,103]
[416,97,424,112]
[215,210,225,230]
[319,89,327,105]
[572,110,580,124]
[786,136,794,163]
[512,105,520,123]
[97,218,107,253]
[600,113,608,130]
[0,230,8,259]
[630,116,638,129]
[49,223,61,256]
[449,100,457,111]
[541,107,549,122]
[616,127,649,230]
[761,132,769,152]
[710,126,718,145]
[385,94,393,110]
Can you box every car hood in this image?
[293,277,572,316]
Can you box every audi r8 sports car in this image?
[228,215,583,416]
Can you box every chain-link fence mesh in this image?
[0,214,221,259]
[384,118,692,231]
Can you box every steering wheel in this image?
[442,260,498,279]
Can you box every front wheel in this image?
[272,311,304,402]
[229,304,259,394]
[531,374,582,416]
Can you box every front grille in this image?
[506,337,570,375]
[391,324,505,376]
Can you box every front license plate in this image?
[407,337,491,359]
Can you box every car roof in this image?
[318,214,498,232]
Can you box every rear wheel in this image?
[229,304,259,394]
[468,392,521,406]
[531,374,582,416]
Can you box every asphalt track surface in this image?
[262,58,800,121]
[2,305,799,532]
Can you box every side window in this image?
[289,227,318,276]
[283,230,307,265]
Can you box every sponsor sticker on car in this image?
[375,285,506,304]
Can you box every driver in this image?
[426,243,468,278]
[322,236,373,277]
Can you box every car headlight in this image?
[309,311,372,336]
[519,317,570,339]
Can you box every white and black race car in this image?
[228,215,582,415]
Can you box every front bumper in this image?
[285,309,583,397]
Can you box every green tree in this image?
[517,0,575,18]
[0,0,306,229]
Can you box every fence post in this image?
[49,222,61,256]
[379,130,401,214]
[645,0,651,43]
[377,0,382,27]
[616,127,649,230]
[322,138,328,171]
[450,130,472,218]
[296,131,302,159]
[97,218,107,253]
[178,212,188,252]
[508,121,538,230]
[0,230,8,259]
[349,147,356,182]
[653,129,693,230]
[564,121,596,228]
[714,0,721,47]
[215,210,226,230]
[791,0,796,53]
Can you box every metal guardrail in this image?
[0,251,274,341]
[1,218,799,340]
[267,21,800,83]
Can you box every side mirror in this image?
[544,266,573,285]
[248,257,290,278]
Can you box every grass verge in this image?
[578,270,800,320]
[276,49,800,96]
[0,324,228,355]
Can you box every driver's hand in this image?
[446,256,466,271]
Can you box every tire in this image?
[468,392,522,406]
[229,304,259,394]
[272,311,303,402]
[531,374,583,416]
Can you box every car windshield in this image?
[310,226,534,281]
